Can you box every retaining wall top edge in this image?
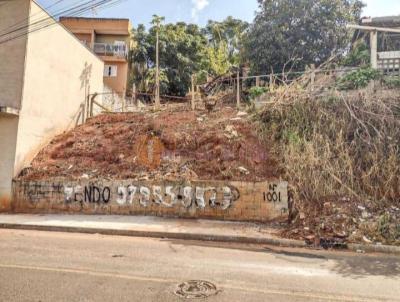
[13,178,288,185]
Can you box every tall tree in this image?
[131,21,209,96]
[204,17,249,70]
[130,24,151,92]
[151,15,165,109]
[244,0,364,75]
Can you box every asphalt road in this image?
[0,229,399,302]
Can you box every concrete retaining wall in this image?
[12,179,289,222]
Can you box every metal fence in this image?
[93,43,128,58]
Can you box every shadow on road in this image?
[164,238,400,279]
[262,247,326,259]
[331,254,400,279]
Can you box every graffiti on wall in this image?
[64,185,111,204]
[63,184,240,210]
[15,180,290,220]
[21,182,64,202]
[263,183,288,214]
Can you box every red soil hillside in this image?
[19,105,281,182]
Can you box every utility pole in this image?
[155,24,160,110]
[191,74,195,111]
[236,69,240,109]
[152,15,164,110]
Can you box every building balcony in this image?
[93,42,128,59]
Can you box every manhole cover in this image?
[174,280,219,299]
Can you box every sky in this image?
[37,0,400,28]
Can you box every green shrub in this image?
[337,67,381,90]
[382,76,400,89]
[248,86,268,100]
[342,41,370,67]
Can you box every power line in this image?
[0,0,103,39]
[0,0,125,45]
[92,0,128,12]
[0,0,67,35]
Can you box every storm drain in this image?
[174,280,219,299]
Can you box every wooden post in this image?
[191,74,195,111]
[242,66,249,90]
[236,70,240,109]
[370,30,378,69]
[85,95,89,121]
[84,85,90,122]
[132,83,137,107]
[122,89,126,112]
[155,23,161,110]
[269,74,274,91]
[92,100,112,112]
[81,103,85,124]
[310,64,316,92]
[90,93,98,118]
[89,95,93,118]
[256,76,260,87]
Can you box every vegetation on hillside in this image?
[241,0,364,75]
[130,16,248,96]
[130,0,364,96]
[126,0,400,244]
[258,70,400,244]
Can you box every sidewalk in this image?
[2,214,400,255]
[0,214,305,247]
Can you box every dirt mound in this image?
[20,105,280,182]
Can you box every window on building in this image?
[104,65,117,77]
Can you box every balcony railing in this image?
[93,43,128,58]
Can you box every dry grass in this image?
[258,73,400,211]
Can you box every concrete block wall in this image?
[12,179,289,222]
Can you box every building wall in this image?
[74,33,92,46]
[97,32,130,93]
[59,18,132,94]
[95,34,130,46]
[0,0,30,110]
[0,0,29,209]
[12,179,289,222]
[0,0,104,211]
[103,61,129,93]
[13,1,104,175]
[59,17,131,36]
[0,115,19,211]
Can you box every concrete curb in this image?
[347,243,400,255]
[1,223,399,255]
[0,223,307,248]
